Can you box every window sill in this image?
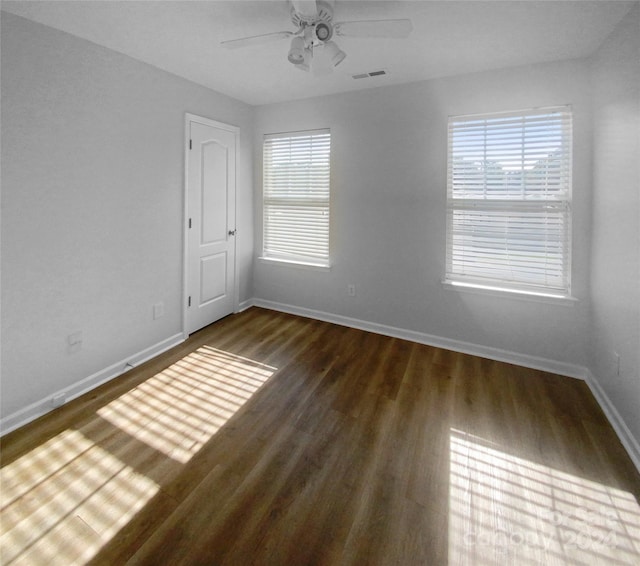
[442,280,578,306]
[258,257,331,272]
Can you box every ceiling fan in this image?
[221,0,413,74]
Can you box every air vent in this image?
[352,70,388,80]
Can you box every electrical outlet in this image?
[67,331,82,354]
[153,302,164,320]
[68,331,82,345]
[347,284,356,297]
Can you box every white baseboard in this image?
[237,299,255,313]
[0,333,185,436]
[249,298,640,474]
[251,298,586,380]
[584,370,640,473]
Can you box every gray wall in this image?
[589,5,640,444]
[253,58,592,369]
[1,13,254,417]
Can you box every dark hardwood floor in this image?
[1,307,639,565]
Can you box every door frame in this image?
[183,113,240,339]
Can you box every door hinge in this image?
[188,296,191,307]
[188,218,192,229]
[189,139,192,150]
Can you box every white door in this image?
[186,116,237,335]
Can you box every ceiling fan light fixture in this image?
[324,40,346,67]
[295,47,313,71]
[315,22,332,42]
[222,1,412,75]
[288,36,306,64]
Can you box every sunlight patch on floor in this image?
[448,429,640,565]
[0,429,159,565]
[98,346,276,463]
[0,346,276,565]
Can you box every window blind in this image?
[263,129,331,266]
[446,107,572,296]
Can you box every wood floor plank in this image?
[2,307,639,565]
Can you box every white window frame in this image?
[261,129,331,268]
[445,106,573,299]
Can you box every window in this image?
[445,107,572,298]
[262,129,331,267]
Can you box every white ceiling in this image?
[2,0,635,106]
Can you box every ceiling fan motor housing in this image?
[291,0,333,27]
[291,1,334,48]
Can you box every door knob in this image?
[228,229,236,236]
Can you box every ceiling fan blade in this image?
[334,19,413,39]
[220,31,294,49]
[290,0,318,19]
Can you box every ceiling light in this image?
[295,47,312,72]
[288,36,305,65]
[323,41,346,67]
[315,22,332,42]
[311,45,332,76]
